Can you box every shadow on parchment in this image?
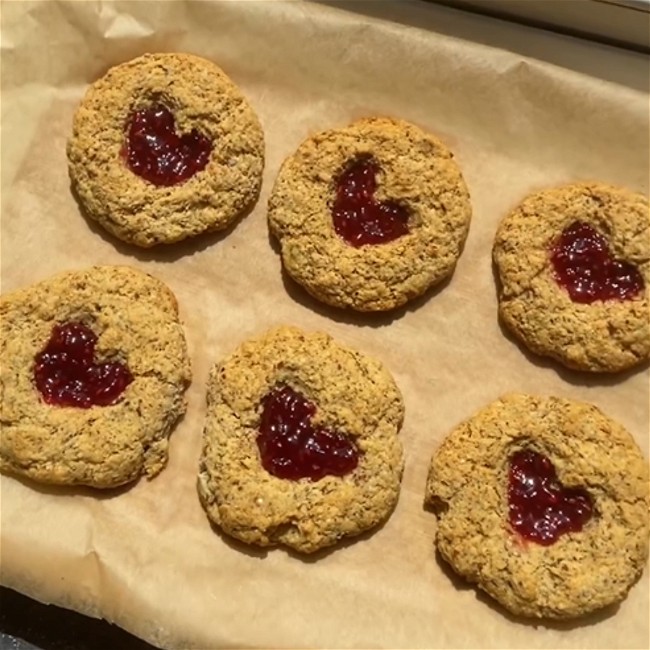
[432,549,623,632]
[267,227,458,329]
[490,258,650,388]
[497,310,650,387]
[204,491,397,563]
[2,411,187,500]
[70,181,260,264]
[4,471,135,501]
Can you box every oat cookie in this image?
[0,266,191,488]
[493,183,650,372]
[68,53,264,247]
[198,326,404,553]
[268,117,472,311]
[425,394,649,619]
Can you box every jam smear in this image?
[257,385,359,481]
[123,104,212,186]
[550,221,644,304]
[332,156,410,247]
[33,322,133,408]
[508,449,593,546]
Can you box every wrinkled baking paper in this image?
[1,1,648,648]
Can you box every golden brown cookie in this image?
[493,183,650,372]
[268,117,472,311]
[198,326,404,553]
[425,394,649,619]
[0,266,191,488]
[68,53,264,247]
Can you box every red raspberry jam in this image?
[550,221,644,303]
[33,322,133,408]
[257,385,359,481]
[332,156,410,247]
[508,449,593,546]
[123,104,212,186]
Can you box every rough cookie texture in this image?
[67,53,264,247]
[198,326,404,553]
[493,183,650,372]
[425,394,650,619]
[0,266,191,488]
[268,117,472,311]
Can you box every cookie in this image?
[198,326,404,553]
[425,394,649,619]
[67,53,264,247]
[493,183,650,372]
[0,266,191,488]
[268,117,472,311]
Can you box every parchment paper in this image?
[1,1,648,648]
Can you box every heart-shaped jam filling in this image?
[33,322,133,408]
[257,385,359,481]
[332,156,410,247]
[550,221,644,304]
[508,449,593,546]
[123,104,212,186]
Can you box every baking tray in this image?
[1,1,648,648]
